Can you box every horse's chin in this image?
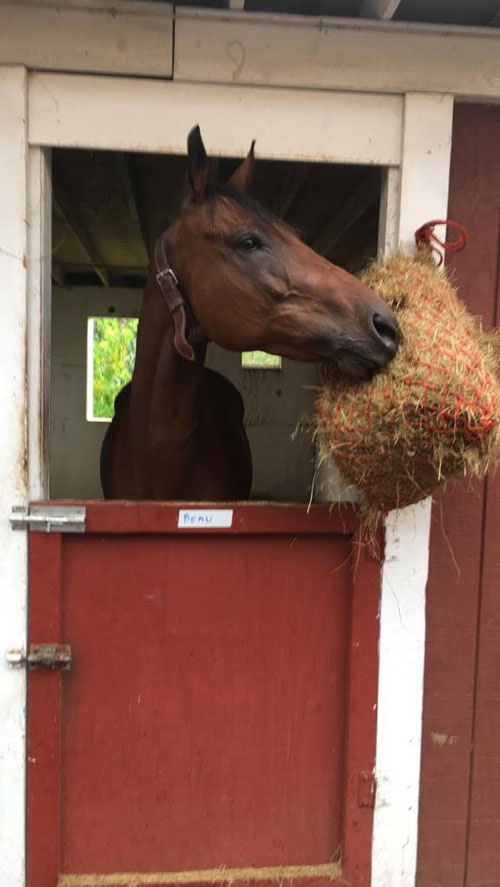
[333,353,381,381]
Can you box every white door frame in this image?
[0,65,453,887]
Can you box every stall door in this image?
[27,503,380,887]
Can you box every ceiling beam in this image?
[489,8,500,26]
[272,163,310,219]
[51,263,66,287]
[52,177,110,287]
[358,0,402,19]
[311,173,380,257]
[116,154,150,262]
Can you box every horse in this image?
[100,126,399,501]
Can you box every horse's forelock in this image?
[199,182,300,240]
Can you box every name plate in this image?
[178,509,234,529]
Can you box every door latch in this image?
[10,504,85,533]
[6,644,72,671]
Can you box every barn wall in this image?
[51,287,317,501]
[417,103,500,887]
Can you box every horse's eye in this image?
[235,233,262,252]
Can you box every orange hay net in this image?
[315,225,500,515]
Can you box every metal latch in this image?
[6,644,72,671]
[10,505,86,533]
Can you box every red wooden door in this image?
[27,503,380,887]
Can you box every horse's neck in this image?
[129,273,206,442]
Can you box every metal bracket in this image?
[358,771,377,808]
[6,644,72,671]
[10,504,86,533]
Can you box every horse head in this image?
[161,126,399,379]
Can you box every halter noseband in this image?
[154,233,197,362]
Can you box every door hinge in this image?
[6,644,72,671]
[358,771,377,808]
[10,504,86,533]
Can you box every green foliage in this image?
[241,350,281,369]
[92,317,138,419]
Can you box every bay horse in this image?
[100,127,399,501]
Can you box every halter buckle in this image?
[156,266,179,287]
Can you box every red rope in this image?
[415,219,469,266]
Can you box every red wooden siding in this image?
[28,504,380,887]
[417,104,500,887]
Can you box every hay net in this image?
[315,231,500,515]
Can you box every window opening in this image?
[86,317,138,422]
[241,351,282,370]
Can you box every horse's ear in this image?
[187,125,209,199]
[227,140,256,192]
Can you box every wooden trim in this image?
[371,93,454,887]
[3,2,500,99]
[40,501,360,536]
[27,73,402,165]
[342,537,382,885]
[27,146,51,499]
[174,9,500,100]
[0,1,173,77]
[27,532,63,887]
[0,65,29,887]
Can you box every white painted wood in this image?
[0,65,29,887]
[0,1,173,77]
[399,93,454,254]
[378,166,400,259]
[175,10,500,99]
[27,146,51,499]
[371,93,454,887]
[28,73,403,165]
[359,0,402,19]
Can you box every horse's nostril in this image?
[372,312,399,353]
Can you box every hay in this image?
[315,254,500,519]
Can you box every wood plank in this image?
[372,92,453,887]
[27,146,51,499]
[359,0,402,19]
[0,66,29,887]
[464,104,500,887]
[28,73,403,166]
[0,1,173,77]
[42,501,359,536]
[175,10,500,99]
[27,533,63,887]
[342,541,381,886]
[417,103,500,887]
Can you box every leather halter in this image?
[154,232,196,362]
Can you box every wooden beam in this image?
[51,263,65,287]
[358,0,402,19]
[272,163,309,219]
[489,8,500,26]
[312,173,380,257]
[115,154,150,262]
[0,1,173,77]
[52,178,110,286]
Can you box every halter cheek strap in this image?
[154,234,196,362]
